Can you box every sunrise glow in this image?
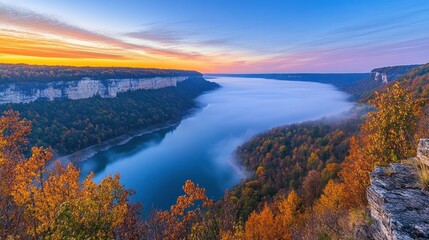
[0,0,428,73]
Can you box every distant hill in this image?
[0,64,202,83]
[210,65,423,101]
[208,73,369,94]
[346,64,422,101]
[393,63,429,99]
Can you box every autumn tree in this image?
[243,190,302,240]
[0,110,31,237]
[276,189,302,237]
[302,170,323,206]
[0,111,140,239]
[244,203,278,240]
[340,82,419,208]
[150,180,213,240]
[364,82,420,165]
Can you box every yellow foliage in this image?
[155,180,213,240]
[315,180,346,214]
[244,190,302,240]
[0,111,132,239]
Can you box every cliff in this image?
[0,76,188,104]
[367,139,429,240]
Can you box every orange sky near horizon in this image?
[0,29,224,72]
[0,4,257,73]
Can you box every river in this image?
[77,76,353,212]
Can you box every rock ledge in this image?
[367,161,429,239]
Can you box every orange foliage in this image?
[0,111,137,239]
[315,180,347,213]
[245,203,281,240]
[339,83,419,208]
[244,190,302,240]
[154,180,213,240]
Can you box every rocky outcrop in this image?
[0,76,189,104]
[367,140,429,239]
[370,65,421,85]
[373,71,389,84]
[417,139,429,167]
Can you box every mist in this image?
[78,76,353,212]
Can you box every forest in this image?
[0,63,428,239]
[0,77,219,154]
[0,64,201,83]
[209,63,429,239]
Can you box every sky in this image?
[0,0,428,73]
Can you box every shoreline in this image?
[54,120,182,165]
[52,85,219,166]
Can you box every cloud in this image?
[0,4,209,61]
[0,32,125,59]
[0,4,119,45]
[124,22,236,50]
[126,28,184,44]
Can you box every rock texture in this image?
[417,139,429,167]
[368,139,429,239]
[367,139,429,240]
[0,76,188,104]
[367,162,429,239]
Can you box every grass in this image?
[383,168,396,176]
[417,161,429,191]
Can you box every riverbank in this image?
[54,103,207,165]
[54,121,179,165]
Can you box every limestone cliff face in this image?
[372,71,389,84]
[369,65,421,85]
[0,76,188,104]
[367,139,429,240]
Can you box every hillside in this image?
[347,64,422,101]
[0,76,219,154]
[197,63,429,238]
[393,63,429,99]
[0,64,201,83]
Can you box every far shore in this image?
[51,86,217,166]
[54,120,181,166]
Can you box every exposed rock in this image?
[0,76,188,104]
[418,139,429,167]
[373,72,389,84]
[367,162,429,239]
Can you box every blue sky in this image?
[0,0,428,72]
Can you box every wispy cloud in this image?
[0,4,216,62]
[0,2,427,73]
[126,28,184,45]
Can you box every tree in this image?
[151,180,213,240]
[243,190,302,240]
[0,110,32,238]
[244,204,279,240]
[364,82,419,165]
[302,170,323,206]
[340,82,419,208]
[0,111,139,239]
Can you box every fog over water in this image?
[78,76,353,211]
